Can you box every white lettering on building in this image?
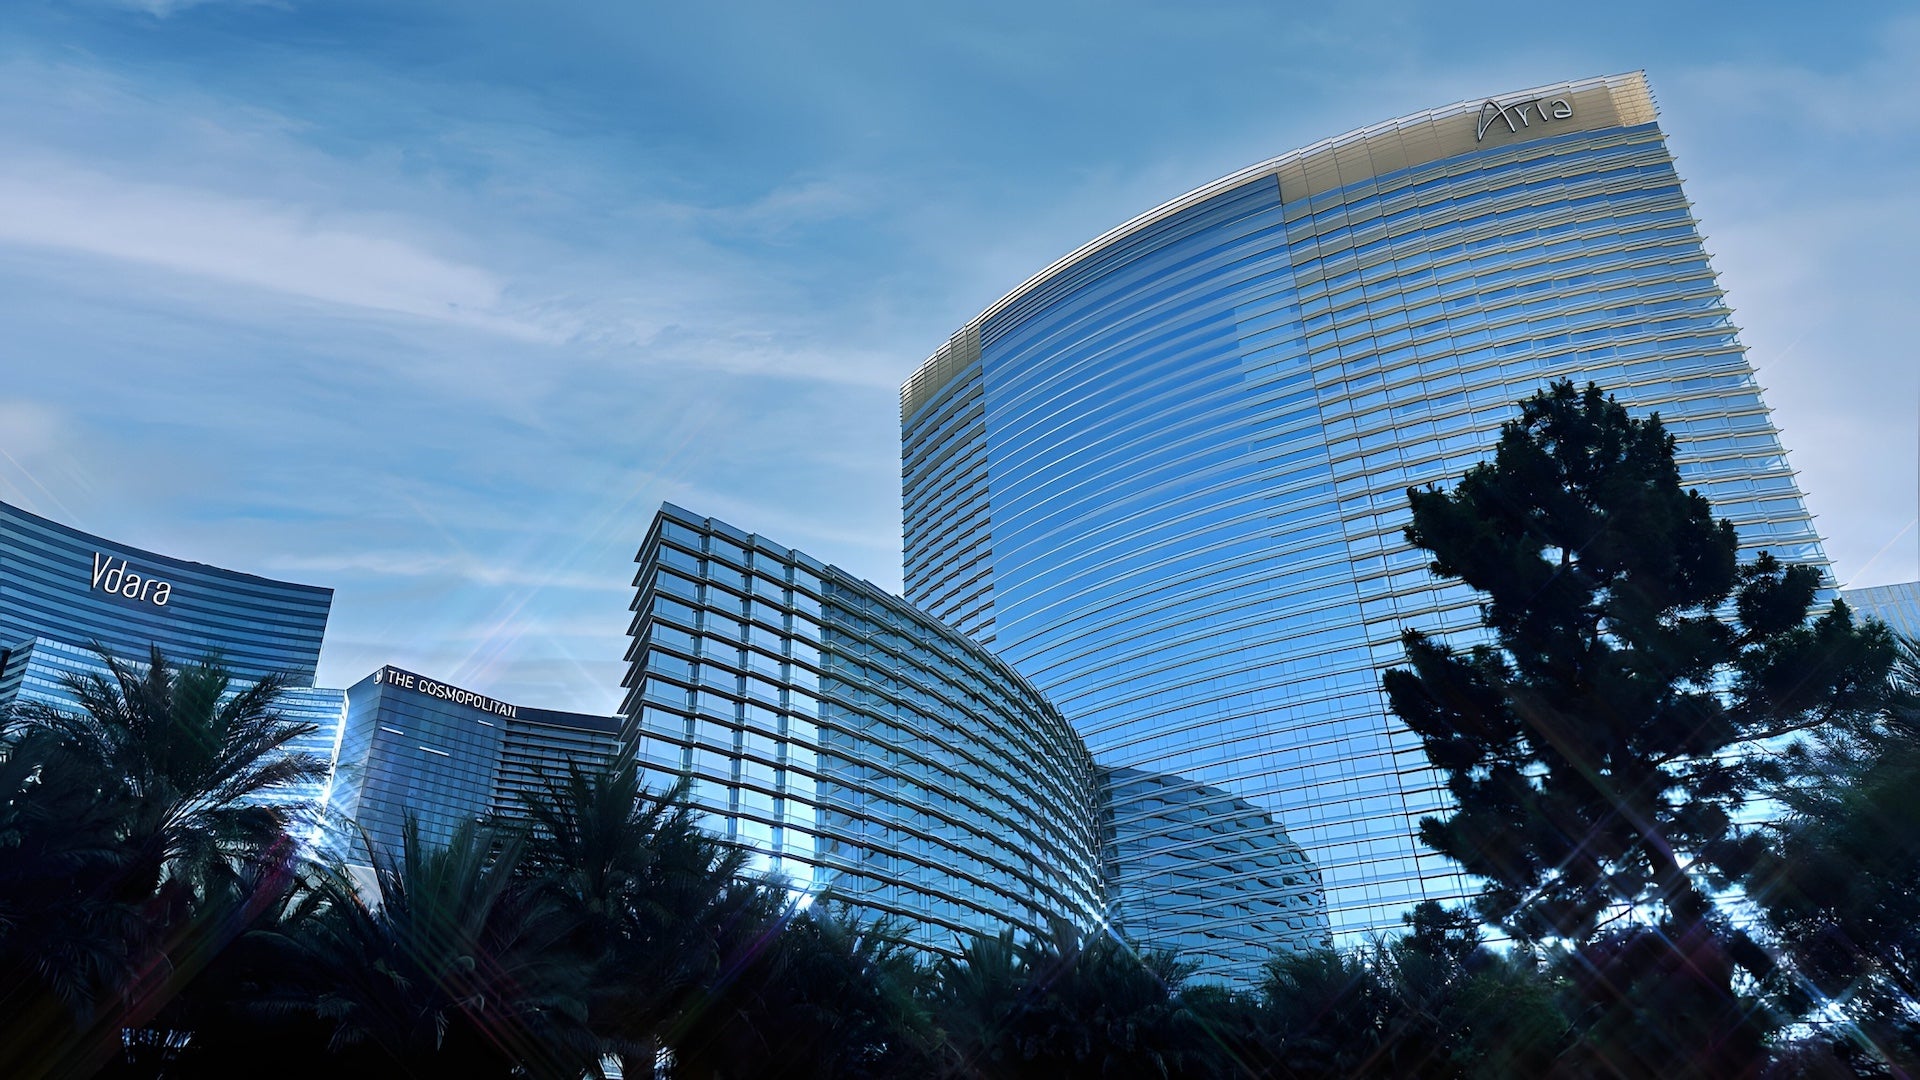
[375,665,518,719]
[1475,95,1575,142]
[90,552,173,606]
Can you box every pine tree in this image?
[1747,633,1920,1070]
[1382,381,1893,1076]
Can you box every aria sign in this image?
[90,552,173,607]
[1475,94,1575,142]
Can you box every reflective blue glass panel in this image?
[902,74,1826,978]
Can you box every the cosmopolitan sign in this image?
[90,552,173,606]
[373,665,519,719]
[1475,94,1574,141]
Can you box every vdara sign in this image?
[90,552,172,606]
[1475,94,1575,142]
[374,665,519,719]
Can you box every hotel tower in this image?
[900,72,1825,973]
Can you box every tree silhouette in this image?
[273,818,596,1078]
[0,646,324,1080]
[1382,381,1894,1077]
[509,745,784,1073]
[1747,633,1920,1071]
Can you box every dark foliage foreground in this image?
[3,384,1917,1077]
[6,642,1916,1079]
[1380,382,1909,1079]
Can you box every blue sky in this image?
[2,1,1915,711]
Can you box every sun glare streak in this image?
[1842,516,1917,588]
[0,445,82,526]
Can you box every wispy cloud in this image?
[78,0,285,17]
[0,401,83,522]
[0,400,65,457]
[0,159,556,340]
[1655,21,1920,588]
[262,549,621,591]
[699,176,873,241]
[1673,13,1920,135]
[3,0,1912,710]
[0,54,924,388]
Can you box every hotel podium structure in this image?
[902,72,1826,968]
[621,504,1331,962]
[623,505,1111,954]
[1843,581,1920,640]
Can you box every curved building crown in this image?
[901,71,1824,975]
[1,499,332,689]
[1,500,343,823]
[902,72,1658,424]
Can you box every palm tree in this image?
[17,645,322,897]
[0,645,324,1079]
[510,745,785,1071]
[931,920,1215,1079]
[0,713,140,1077]
[1015,922,1213,1079]
[668,904,934,1079]
[931,930,1026,1076]
[1258,948,1391,1078]
[272,817,596,1078]
[1255,909,1570,1080]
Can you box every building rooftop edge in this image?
[346,662,620,733]
[900,70,1654,423]
[642,502,1076,724]
[1,497,335,599]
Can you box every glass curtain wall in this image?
[901,73,1825,966]
[1842,581,1920,639]
[622,504,1107,955]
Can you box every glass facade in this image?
[0,499,346,827]
[0,639,344,826]
[901,73,1827,971]
[258,684,348,827]
[1844,581,1920,640]
[0,499,332,689]
[622,504,1109,955]
[493,706,624,818]
[329,664,620,858]
[1102,766,1329,971]
[0,636,125,713]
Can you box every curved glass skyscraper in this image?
[1,499,333,689]
[901,72,1826,966]
[0,498,344,819]
[623,504,1109,954]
